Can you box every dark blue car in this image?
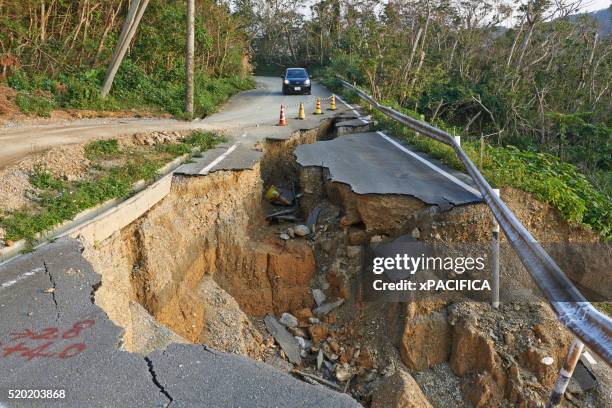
[282,68,311,95]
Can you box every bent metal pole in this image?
[547,339,584,407]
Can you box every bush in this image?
[15,92,57,117]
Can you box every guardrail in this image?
[337,79,612,368]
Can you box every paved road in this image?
[0,76,485,407]
[0,239,360,408]
[0,76,332,170]
[295,130,482,209]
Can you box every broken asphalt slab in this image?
[295,131,482,209]
[0,239,361,407]
[149,343,360,408]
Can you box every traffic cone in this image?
[297,102,306,120]
[278,105,287,126]
[329,94,337,110]
[313,98,322,115]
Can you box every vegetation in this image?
[0,132,224,243]
[325,78,611,241]
[1,0,254,118]
[242,0,611,239]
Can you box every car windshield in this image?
[286,69,307,78]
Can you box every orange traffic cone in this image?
[278,105,287,126]
[313,98,322,115]
[297,102,306,120]
[329,94,337,110]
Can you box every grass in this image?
[85,139,120,160]
[8,63,255,119]
[0,131,225,243]
[321,76,611,241]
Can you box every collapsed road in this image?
[3,77,603,407]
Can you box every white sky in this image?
[579,0,610,12]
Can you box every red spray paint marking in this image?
[2,320,95,362]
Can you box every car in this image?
[282,68,311,95]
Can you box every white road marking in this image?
[376,131,482,197]
[335,94,361,117]
[0,267,45,291]
[199,143,239,175]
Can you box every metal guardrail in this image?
[338,79,612,366]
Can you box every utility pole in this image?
[185,0,195,117]
[101,0,150,97]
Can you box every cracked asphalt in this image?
[0,238,360,407]
[0,76,485,407]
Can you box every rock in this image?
[411,227,421,239]
[335,363,353,382]
[288,327,307,338]
[541,356,554,366]
[371,369,433,408]
[400,310,452,371]
[317,349,324,370]
[295,336,311,357]
[294,224,310,237]
[0,227,5,240]
[312,288,326,307]
[5,239,14,247]
[264,315,301,365]
[308,317,320,324]
[292,308,313,321]
[346,245,361,259]
[279,312,298,328]
[313,298,344,315]
[355,348,375,370]
[287,227,295,238]
[308,325,329,345]
[279,233,290,240]
[370,235,383,243]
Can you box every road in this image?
[0,77,482,407]
[0,76,331,170]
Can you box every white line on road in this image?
[335,94,361,118]
[376,131,482,197]
[0,267,45,291]
[199,143,239,175]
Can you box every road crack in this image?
[43,261,60,321]
[145,357,173,406]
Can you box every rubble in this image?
[313,298,344,315]
[312,288,326,306]
[279,312,298,328]
[264,315,301,365]
[294,224,310,237]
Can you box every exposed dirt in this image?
[79,118,610,408]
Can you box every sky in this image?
[579,0,610,12]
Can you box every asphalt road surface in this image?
[0,76,331,170]
[0,76,484,407]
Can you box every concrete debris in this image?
[280,313,298,328]
[313,298,345,316]
[279,233,290,241]
[335,363,353,382]
[294,225,310,237]
[264,315,301,365]
[312,289,326,307]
